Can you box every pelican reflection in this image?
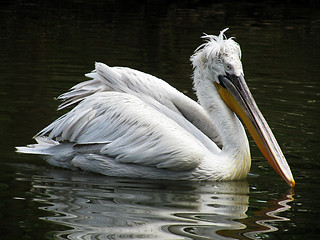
[18,167,293,239]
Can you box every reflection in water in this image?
[218,191,293,240]
[16,166,293,239]
[243,192,293,240]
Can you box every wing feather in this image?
[35,62,225,170]
[57,62,221,145]
[38,92,212,170]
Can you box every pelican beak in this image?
[215,73,295,187]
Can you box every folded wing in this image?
[57,62,222,146]
[38,92,216,170]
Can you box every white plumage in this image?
[17,29,295,186]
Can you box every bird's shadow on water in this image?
[13,164,293,240]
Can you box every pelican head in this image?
[191,29,295,187]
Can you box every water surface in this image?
[0,0,319,239]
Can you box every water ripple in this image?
[10,166,294,240]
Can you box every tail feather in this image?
[16,137,60,155]
[16,137,78,158]
[16,137,110,171]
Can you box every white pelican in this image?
[16,29,295,187]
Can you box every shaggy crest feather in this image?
[191,28,241,68]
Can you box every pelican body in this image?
[17,29,295,187]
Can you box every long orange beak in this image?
[215,73,295,187]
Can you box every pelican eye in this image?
[225,64,232,71]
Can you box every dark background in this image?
[0,1,319,239]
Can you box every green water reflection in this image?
[0,0,319,239]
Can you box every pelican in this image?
[16,29,295,187]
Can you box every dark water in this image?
[0,0,319,239]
